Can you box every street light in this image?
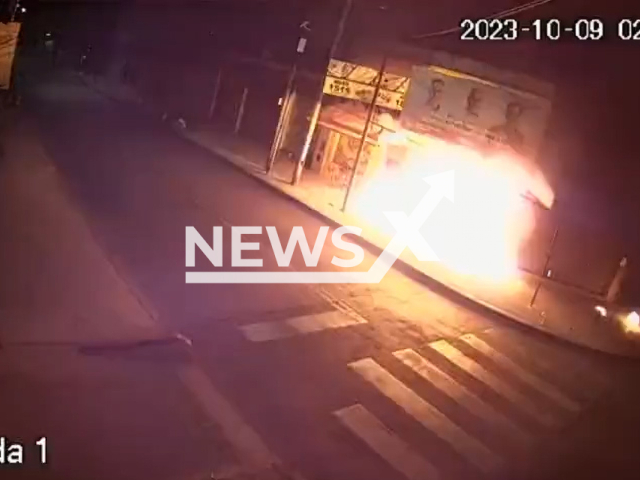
[291,0,354,185]
[291,2,399,187]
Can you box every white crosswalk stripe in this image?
[335,404,440,480]
[349,358,505,473]
[483,328,612,392]
[393,348,534,446]
[428,339,559,428]
[235,293,607,480]
[239,310,366,342]
[336,332,600,479]
[459,334,582,412]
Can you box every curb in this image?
[180,131,640,361]
[78,72,638,360]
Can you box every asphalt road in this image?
[2,73,640,480]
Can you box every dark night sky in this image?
[24,0,640,238]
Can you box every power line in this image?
[412,0,554,40]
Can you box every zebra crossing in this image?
[232,292,612,479]
[239,309,366,342]
[458,334,582,413]
[392,348,534,445]
[347,356,505,474]
[238,286,371,342]
[334,404,442,480]
[336,331,610,480]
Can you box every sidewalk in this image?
[182,125,640,359]
[0,113,245,480]
[82,73,640,358]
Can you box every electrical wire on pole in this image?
[412,0,554,40]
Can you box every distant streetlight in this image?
[21,7,26,13]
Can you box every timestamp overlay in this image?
[460,18,640,42]
[618,19,640,40]
[0,436,48,466]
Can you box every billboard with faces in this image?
[400,65,552,161]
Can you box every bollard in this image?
[530,227,559,308]
[234,87,249,135]
[207,69,223,120]
[606,256,628,304]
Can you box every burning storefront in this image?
[313,56,556,282]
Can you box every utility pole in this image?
[266,62,296,174]
[207,69,223,120]
[342,54,387,212]
[234,87,249,135]
[292,0,353,185]
[10,0,21,21]
[265,26,309,175]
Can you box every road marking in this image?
[429,340,558,428]
[178,366,278,471]
[335,404,440,480]
[99,246,285,474]
[312,286,369,325]
[460,334,582,413]
[65,146,299,478]
[484,328,611,392]
[394,349,533,446]
[349,358,504,473]
[240,310,366,342]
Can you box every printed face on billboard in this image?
[400,66,552,160]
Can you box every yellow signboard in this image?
[323,77,406,110]
[0,22,21,90]
[322,59,409,111]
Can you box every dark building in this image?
[31,0,640,297]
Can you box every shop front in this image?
[314,60,556,282]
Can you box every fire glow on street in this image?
[186,138,550,285]
[354,135,545,282]
[186,171,454,284]
[5,2,640,480]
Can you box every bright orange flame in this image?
[622,311,640,334]
[354,138,536,283]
